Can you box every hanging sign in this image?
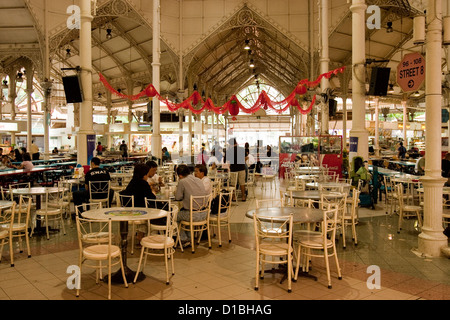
[397,52,425,92]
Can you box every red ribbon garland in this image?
[98,66,345,117]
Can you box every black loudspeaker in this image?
[329,98,337,117]
[62,75,84,103]
[145,101,152,122]
[368,67,391,96]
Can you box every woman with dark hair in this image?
[13,149,22,162]
[16,152,34,170]
[121,163,155,207]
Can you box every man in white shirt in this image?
[194,164,212,195]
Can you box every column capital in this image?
[350,1,367,13]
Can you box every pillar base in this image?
[417,176,449,257]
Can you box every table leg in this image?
[108,220,145,284]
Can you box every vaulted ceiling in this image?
[0,0,444,118]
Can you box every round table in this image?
[286,190,344,201]
[81,207,168,283]
[11,187,68,235]
[246,206,323,224]
[305,182,352,190]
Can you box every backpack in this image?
[210,190,230,215]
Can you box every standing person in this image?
[194,164,212,195]
[398,141,407,159]
[96,142,103,156]
[162,147,171,162]
[72,157,114,215]
[30,140,40,160]
[225,138,247,201]
[213,142,223,163]
[174,164,208,247]
[119,140,128,159]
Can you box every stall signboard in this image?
[397,52,425,92]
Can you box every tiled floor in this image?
[0,179,449,300]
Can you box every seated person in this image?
[174,164,208,247]
[52,147,59,154]
[146,160,165,194]
[0,155,12,169]
[194,164,212,195]
[207,150,220,167]
[15,153,34,171]
[13,149,22,162]
[416,155,425,175]
[72,157,114,215]
[120,163,155,207]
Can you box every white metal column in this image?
[151,0,162,161]
[349,0,369,162]
[419,0,448,257]
[77,0,94,165]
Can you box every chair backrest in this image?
[247,169,256,183]
[145,197,171,211]
[0,186,11,201]
[14,195,32,227]
[217,191,232,216]
[253,214,293,248]
[0,201,16,233]
[76,216,112,248]
[228,172,238,188]
[322,207,340,241]
[320,192,346,216]
[75,202,102,217]
[318,184,344,193]
[89,181,111,200]
[9,182,31,199]
[396,183,405,207]
[118,193,134,207]
[163,205,179,240]
[256,198,284,209]
[189,194,212,221]
[44,189,63,210]
[350,189,360,217]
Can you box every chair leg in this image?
[333,245,342,281]
[227,221,232,243]
[397,210,403,233]
[9,235,14,267]
[164,247,170,284]
[323,247,332,289]
[190,228,195,253]
[254,253,260,290]
[131,223,136,255]
[217,222,222,247]
[25,232,31,258]
[133,247,146,283]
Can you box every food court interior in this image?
[0,0,449,302]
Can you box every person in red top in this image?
[96,142,103,155]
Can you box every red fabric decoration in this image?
[98,66,345,117]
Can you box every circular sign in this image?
[397,52,425,92]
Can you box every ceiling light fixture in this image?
[106,28,113,40]
[66,48,71,58]
[412,91,421,97]
[1,80,7,89]
[249,59,255,68]
[386,21,393,33]
[244,39,250,50]
[16,72,23,83]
